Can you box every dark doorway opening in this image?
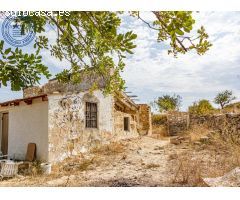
[1,113,9,155]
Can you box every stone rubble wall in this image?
[23,86,44,98]
[158,112,240,140]
[23,72,106,98]
[190,113,240,143]
[138,104,152,136]
[167,112,189,136]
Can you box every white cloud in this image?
[121,11,240,110]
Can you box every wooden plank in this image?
[1,113,9,155]
[25,143,36,162]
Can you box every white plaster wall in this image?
[0,113,2,151]
[95,90,114,132]
[1,99,48,161]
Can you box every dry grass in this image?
[90,142,126,155]
[185,124,212,142]
[18,161,43,176]
[152,125,168,137]
[170,124,240,186]
[145,163,160,169]
[172,153,205,186]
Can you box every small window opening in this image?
[124,117,130,131]
[85,102,97,128]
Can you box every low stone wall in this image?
[190,113,240,143]
[152,112,240,140]
[167,112,189,136]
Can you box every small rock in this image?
[122,155,127,160]
[47,176,69,186]
[194,141,201,145]
[168,153,178,160]
[170,136,181,145]
[154,146,164,150]
[200,136,209,143]
[203,167,240,187]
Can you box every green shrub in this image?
[152,114,168,125]
[188,99,215,115]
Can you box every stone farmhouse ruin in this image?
[0,73,152,163]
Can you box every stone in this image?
[203,167,240,187]
[179,136,191,143]
[194,141,201,145]
[200,136,209,143]
[167,112,189,136]
[47,176,69,186]
[170,136,181,145]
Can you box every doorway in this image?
[1,113,9,155]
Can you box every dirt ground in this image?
[0,135,238,187]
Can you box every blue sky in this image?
[0,12,240,111]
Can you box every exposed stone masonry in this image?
[190,113,240,143]
[167,112,189,136]
[138,104,152,136]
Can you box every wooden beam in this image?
[42,96,48,101]
[1,103,9,107]
[14,102,20,106]
[24,99,32,105]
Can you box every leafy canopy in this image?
[214,90,236,109]
[188,99,215,115]
[154,94,182,113]
[0,11,212,93]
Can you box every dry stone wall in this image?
[164,112,240,142]
[190,114,240,143]
[167,112,189,136]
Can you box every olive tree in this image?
[154,94,182,113]
[214,90,236,109]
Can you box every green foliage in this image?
[214,90,236,109]
[152,114,167,125]
[188,99,215,115]
[0,41,50,91]
[0,11,211,92]
[132,11,212,57]
[154,94,182,113]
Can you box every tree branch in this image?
[152,11,188,52]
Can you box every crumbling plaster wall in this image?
[48,90,114,163]
[113,109,139,140]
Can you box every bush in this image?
[188,99,215,115]
[152,114,167,125]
